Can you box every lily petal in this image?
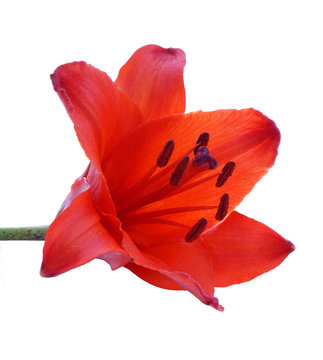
[122,234,223,310]
[115,45,186,121]
[56,163,117,220]
[86,163,117,216]
[41,178,129,277]
[104,108,280,247]
[202,211,295,287]
[51,61,143,169]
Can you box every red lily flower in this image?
[41,45,294,311]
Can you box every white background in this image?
[0,0,322,359]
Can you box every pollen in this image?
[170,156,190,186]
[185,218,208,242]
[215,193,229,221]
[216,161,235,187]
[156,140,175,167]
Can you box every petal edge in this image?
[41,178,129,277]
[202,211,295,287]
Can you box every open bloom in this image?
[41,45,294,311]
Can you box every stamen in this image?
[194,132,210,154]
[215,193,229,221]
[196,132,209,146]
[169,156,189,186]
[156,140,175,167]
[185,218,208,242]
[216,161,236,187]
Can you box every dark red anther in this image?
[170,156,190,186]
[156,140,175,167]
[194,132,210,154]
[215,193,229,221]
[185,218,208,242]
[216,161,236,187]
[196,132,209,146]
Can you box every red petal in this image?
[85,163,117,216]
[201,211,295,287]
[41,178,130,277]
[126,263,182,290]
[51,61,142,169]
[103,108,280,247]
[55,173,90,217]
[56,163,117,221]
[115,45,186,121]
[122,234,223,310]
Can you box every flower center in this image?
[118,133,235,241]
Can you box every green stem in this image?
[0,226,49,240]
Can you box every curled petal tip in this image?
[146,44,185,58]
[281,237,295,256]
[206,298,224,312]
[40,262,55,278]
[40,259,64,278]
[166,47,179,55]
[39,263,45,277]
[287,239,296,254]
[50,72,58,89]
[163,46,186,60]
